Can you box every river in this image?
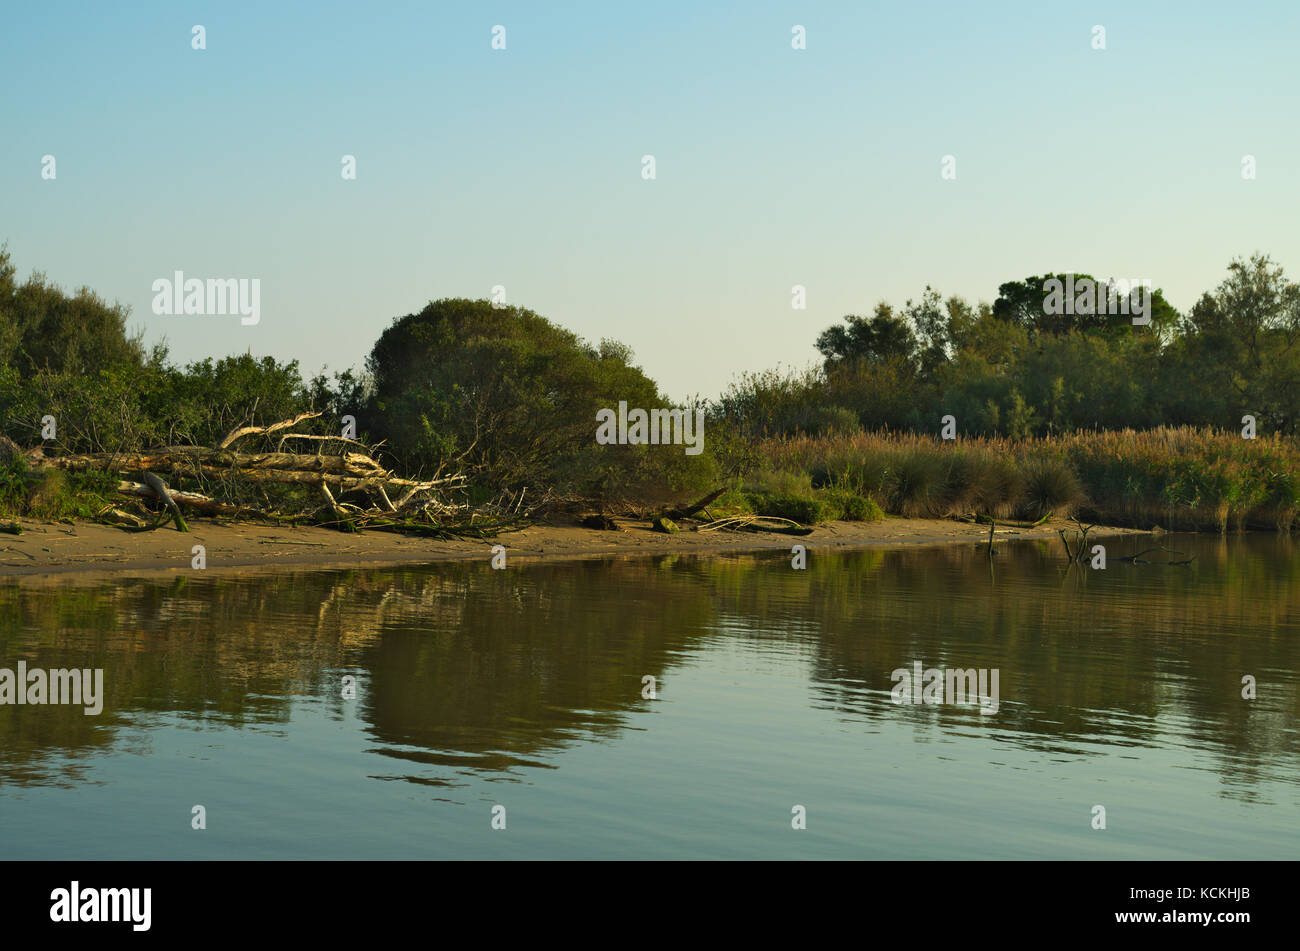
[2,535,1297,859]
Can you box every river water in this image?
[2,535,1297,859]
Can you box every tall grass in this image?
[756,427,1300,531]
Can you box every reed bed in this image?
[753,427,1300,532]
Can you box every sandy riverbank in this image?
[0,515,1152,580]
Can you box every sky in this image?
[2,1,1297,401]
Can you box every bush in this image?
[0,461,118,520]
[746,492,840,525]
[806,405,861,436]
[829,490,884,522]
[889,448,947,516]
[0,247,144,376]
[746,468,813,496]
[1017,455,1084,520]
[941,449,1022,517]
[366,298,712,501]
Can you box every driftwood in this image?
[45,447,384,475]
[1058,518,1097,564]
[977,520,997,556]
[141,472,188,532]
[116,481,264,518]
[1115,545,1195,566]
[219,411,323,449]
[23,412,483,535]
[699,515,813,536]
[318,483,360,532]
[956,512,1051,529]
[663,487,727,521]
[1058,529,1075,561]
[39,448,464,492]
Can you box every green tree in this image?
[815,303,919,369]
[366,298,711,498]
[993,273,1179,340]
[0,246,143,375]
[1175,254,1300,432]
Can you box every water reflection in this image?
[1,536,1297,805]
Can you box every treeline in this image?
[0,247,717,510]
[2,244,1299,525]
[716,253,1300,439]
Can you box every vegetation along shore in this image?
[2,244,1299,567]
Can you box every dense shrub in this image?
[366,298,716,501]
[828,490,884,522]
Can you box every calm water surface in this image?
[2,535,1298,859]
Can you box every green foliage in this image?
[826,489,884,522]
[744,254,1300,441]
[745,492,840,525]
[0,458,29,514]
[366,298,715,501]
[0,353,320,455]
[0,246,144,375]
[992,273,1180,340]
[758,427,1300,532]
[713,366,830,437]
[7,243,1300,524]
[815,302,918,369]
[169,354,315,446]
[0,257,724,508]
[940,449,1023,517]
[0,459,119,520]
[737,467,882,524]
[737,469,847,524]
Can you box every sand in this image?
[0,515,1150,581]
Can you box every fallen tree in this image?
[11,415,530,537]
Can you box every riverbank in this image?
[0,515,1152,579]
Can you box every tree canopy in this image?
[0,246,144,375]
[723,254,1300,438]
[366,298,713,496]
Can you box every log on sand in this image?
[21,413,474,534]
[140,471,189,532]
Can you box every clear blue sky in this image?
[3,1,1296,400]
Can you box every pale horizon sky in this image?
[3,1,1297,400]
